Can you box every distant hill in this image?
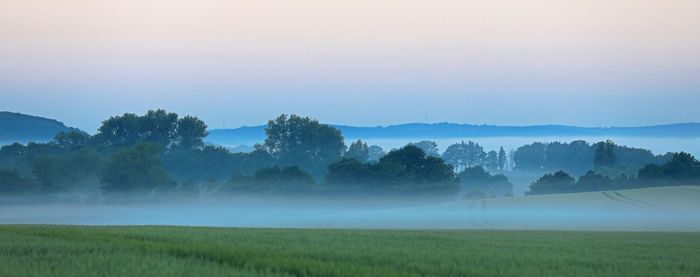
[0,111,79,145]
[206,122,700,146]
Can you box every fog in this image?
[359,136,700,157]
[3,186,699,231]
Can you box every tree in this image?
[526,171,575,195]
[227,166,314,194]
[326,145,458,196]
[442,141,486,172]
[346,140,369,163]
[53,130,91,149]
[458,166,513,197]
[96,113,143,147]
[662,152,700,181]
[95,109,206,150]
[576,171,615,192]
[513,143,547,171]
[263,114,346,175]
[542,141,593,173]
[0,168,34,194]
[594,140,617,169]
[101,142,175,195]
[174,115,208,150]
[498,147,507,171]
[163,145,241,182]
[411,141,440,157]
[140,109,179,146]
[324,158,372,187]
[32,156,60,191]
[638,152,700,185]
[367,145,386,162]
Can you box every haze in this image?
[2,0,700,131]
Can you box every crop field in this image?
[1,225,699,276]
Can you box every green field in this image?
[1,225,699,276]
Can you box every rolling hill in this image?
[0,111,79,145]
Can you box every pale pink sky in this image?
[1,0,699,131]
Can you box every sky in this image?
[1,0,699,132]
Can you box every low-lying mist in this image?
[2,186,699,232]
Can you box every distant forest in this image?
[1,109,699,201]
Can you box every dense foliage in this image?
[226,166,315,194]
[345,140,369,163]
[0,109,696,200]
[325,145,459,196]
[100,142,175,195]
[457,166,513,197]
[263,114,345,176]
[527,152,700,195]
[514,140,670,175]
[0,168,34,194]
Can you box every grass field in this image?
[1,225,699,276]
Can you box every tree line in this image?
[527,152,700,195]
[0,111,463,199]
[0,109,695,200]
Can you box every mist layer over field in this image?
[2,186,699,231]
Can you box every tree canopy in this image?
[325,145,458,196]
[458,166,513,197]
[101,142,175,195]
[95,109,207,150]
[263,114,345,175]
[346,140,370,163]
[441,141,486,172]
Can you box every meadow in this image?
[1,225,699,276]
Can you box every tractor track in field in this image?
[612,191,655,207]
[601,191,647,209]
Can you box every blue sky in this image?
[1,0,699,131]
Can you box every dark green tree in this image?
[326,145,458,196]
[140,109,179,146]
[53,130,91,149]
[367,145,386,162]
[31,156,60,191]
[346,140,370,163]
[576,171,615,192]
[513,142,547,171]
[458,166,513,197]
[594,140,617,169]
[227,166,314,194]
[101,142,175,195]
[96,113,143,147]
[411,140,440,157]
[95,109,206,150]
[442,141,486,172]
[526,171,575,195]
[0,168,35,194]
[263,114,345,175]
[174,115,208,149]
